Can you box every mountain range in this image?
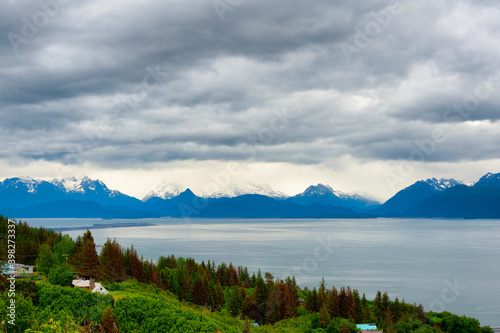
[1,173,500,219]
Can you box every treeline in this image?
[0,215,63,266]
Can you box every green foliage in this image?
[440,312,485,333]
[37,243,58,275]
[227,286,245,317]
[100,305,120,332]
[108,282,124,291]
[325,317,359,333]
[14,279,41,305]
[48,264,75,287]
[393,316,424,333]
[38,284,114,328]
[318,305,331,328]
[114,293,240,333]
[53,234,76,264]
[0,291,37,332]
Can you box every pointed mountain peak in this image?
[474,172,500,188]
[419,178,462,191]
[174,188,196,200]
[301,183,335,196]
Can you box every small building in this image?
[72,279,109,294]
[357,323,382,332]
[14,264,34,275]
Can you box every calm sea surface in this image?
[23,218,500,326]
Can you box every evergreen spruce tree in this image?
[328,286,340,318]
[319,305,331,328]
[353,289,363,323]
[305,287,319,313]
[228,285,244,316]
[73,230,101,279]
[318,278,327,310]
[255,276,268,320]
[99,238,125,283]
[373,291,383,323]
[392,297,402,323]
[213,280,225,311]
[338,287,348,318]
[385,306,394,333]
[265,285,282,324]
[128,245,143,282]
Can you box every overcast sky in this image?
[1,0,499,200]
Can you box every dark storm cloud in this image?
[1,0,499,167]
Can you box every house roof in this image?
[72,279,109,294]
[357,324,379,330]
[73,279,90,287]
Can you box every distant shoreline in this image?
[49,221,156,232]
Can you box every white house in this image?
[72,279,109,294]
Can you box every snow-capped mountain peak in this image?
[474,172,500,188]
[202,183,288,199]
[5,177,40,193]
[50,176,107,194]
[424,178,463,191]
[143,181,187,201]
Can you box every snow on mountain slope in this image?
[424,178,463,191]
[50,176,114,195]
[332,189,381,204]
[474,172,500,188]
[202,183,289,199]
[51,176,87,193]
[1,177,40,193]
[142,182,187,201]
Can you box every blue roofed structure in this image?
[357,323,380,331]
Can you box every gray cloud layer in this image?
[1,0,499,170]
